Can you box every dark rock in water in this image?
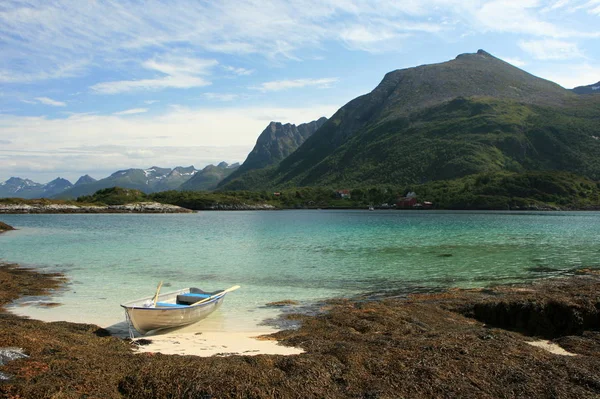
[438,253,453,257]
[265,300,300,307]
[0,221,14,231]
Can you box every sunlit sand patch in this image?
[527,340,577,356]
[134,329,303,357]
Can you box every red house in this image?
[396,197,418,208]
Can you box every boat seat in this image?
[176,293,212,305]
[155,302,188,308]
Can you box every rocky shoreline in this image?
[0,201,193,214]
[1,261,600,398]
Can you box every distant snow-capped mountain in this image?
[54,166,200,198]
[0,177,73,199]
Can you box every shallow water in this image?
[1,210,599,330]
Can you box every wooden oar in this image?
[152,281,163,307]
[192,285,240,306]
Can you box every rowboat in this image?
[121,285,240,335]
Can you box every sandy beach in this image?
[107,316,304,357]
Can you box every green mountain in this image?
[572,81,600,95]
[179,162,240,191]
[220,117,327,188]
[226,50,600,189]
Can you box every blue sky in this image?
[1,0,599,183]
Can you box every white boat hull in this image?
[121,287,227,334]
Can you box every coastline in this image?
[2,201,600,213]
[2,262,600,397]
[0,201,192,214]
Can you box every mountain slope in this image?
[55,166,198,198]
[227,50,600,189]
[74,175,97,186]
[219,117,327,188]
[180,162,239,191]
[0,177,45,198]
[0,177,73,199]
[43,178,73,197]
[572,81,600,94]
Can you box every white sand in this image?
[134,329,303,357]
[527,340,577,356]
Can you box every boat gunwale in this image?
[120,287,226,310]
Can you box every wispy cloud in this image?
[144,100,159,105]
[91,55,218,94]
[223,66,254,76]
[533,62,600,88]
[254,78,339,92]
[22,97,67,107]
[0,103,338,181]
[518,39,584,60]
[203,93,240,101]
[2,1,597,86]
[501,56,527,67]
[113,108,148,115]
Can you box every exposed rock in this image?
[0,221,15,231]
[0,202,192,214]
[206,203,276,210]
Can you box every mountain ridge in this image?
[224,50,600,189]
[219,117,327,188]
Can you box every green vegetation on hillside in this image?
[141,171,600,211]
[413,171,600,210]
[223,51,600,191]
[3,171,598,211]
[76,187,147,205]
[227,97,600,189]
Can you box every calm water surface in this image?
[1,210,599,330]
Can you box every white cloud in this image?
[533,62,600,88]
[91,55,218,94]
[501,56,527,68]
[144,100,159,104]
[223,66,254,76]
[0,60,89,84]
[0,104,338,181]
[113,108,148,115]
[203,93,240,101]
[3,0,597,85]
[254,78,339,92]
[34,97,67,107]
[518,39,584,60]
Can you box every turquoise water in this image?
[1,210,600,330]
